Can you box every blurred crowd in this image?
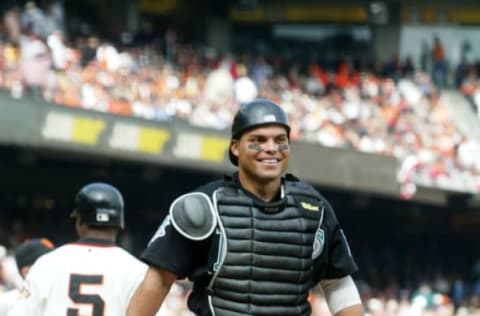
[0,3,480,315]
[1,2,480,199]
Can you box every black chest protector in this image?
[207,177,326,316]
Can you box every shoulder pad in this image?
[284,178,322,200]
[169,192,217,241]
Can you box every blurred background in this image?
[0,0,480,315]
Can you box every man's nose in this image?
[262,140,278,151]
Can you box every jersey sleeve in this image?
[141,214,203,279]
[118,251,148,304]
[312,198,358,283]
[141,182,221,279]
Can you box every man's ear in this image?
[75,215,88,237]
[230,139,239,158]
[20,266,30,279]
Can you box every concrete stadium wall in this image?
[0,91,451,205]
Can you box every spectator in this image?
[431,36,447,88]
[20,2,45,38]
[233,63,257,104]
[46,30,68,71]
[18,31,51,97]
[3,5,21,44]
[80,36,99,67]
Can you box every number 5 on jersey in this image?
[67,274,105,316]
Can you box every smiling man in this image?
[127,99,365,316]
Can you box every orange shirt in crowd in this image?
[310,64,329,86]
[109,98,132,116]
[432,41,445,62]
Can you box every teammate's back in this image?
[20,240,147,316]
[9,182,147,316]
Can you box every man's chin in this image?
[256,169,282,181]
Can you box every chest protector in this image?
[207,177,325,316]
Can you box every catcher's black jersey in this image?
[142,173,358,316]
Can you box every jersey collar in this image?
[73,238,116,247]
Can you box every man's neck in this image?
[79,229,117,243]
[239,173,281,202]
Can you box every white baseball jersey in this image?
[0,289,21,316]
[9,239,149,316]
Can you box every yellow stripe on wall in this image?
[286,5,367,23]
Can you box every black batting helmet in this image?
[15,238,54,271]
[72,183,125,229]
[229,99,290,165]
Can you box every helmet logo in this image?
[96,209,111,222]
[263,114,277,122]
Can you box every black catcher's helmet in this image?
[229,99,290,165]
[72,183,125,229]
